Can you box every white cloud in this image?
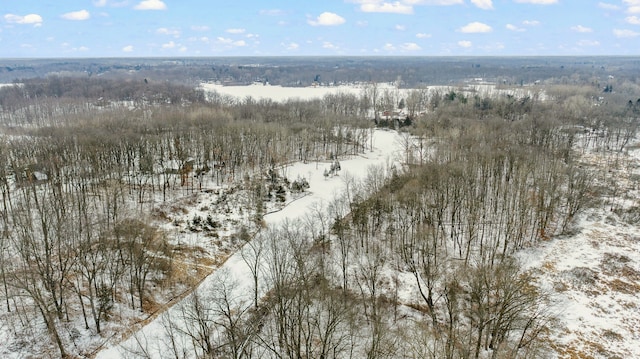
[360,2,414,14]
[357,20,369,27]
[459,22,492,33]
[571,25,593,33]
[162,41,176,49]
[458,40,472,48]
[522,20,540,26]
[416,32,431,38]
[395,24,406,31]
[626,15,640,24]
[216,37,246,47]
[470,0,493,10]
[383,43,396,51]
[282,42,299,50]
[226,28,246,34]
[629,6,640,13]
[4,13,43,26]
[61,10,90,20]
[156,27,180,36]
[134,0,167,10]
[401,42,421,51]
[577,40,600,46]
[122,45,134,52]
[598,2,620,10]
[613,28,640,37]
[65,43,84,49]
[506,24,525,32]
[513,0,557,4]
[308,12,346,26]
[323,41,339,49]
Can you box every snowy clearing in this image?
[200,82,542,103]
[200,83,367,102]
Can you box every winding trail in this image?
[96,128,403,358]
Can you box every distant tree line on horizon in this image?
[1,56,638,87]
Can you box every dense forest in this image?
[1,58,640,358]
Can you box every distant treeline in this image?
[0,76,206,112]
[1,56,639,87]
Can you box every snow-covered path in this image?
[96,129,403,358]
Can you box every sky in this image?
[0,0,639,58]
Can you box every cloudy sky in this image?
[1,0,639,57]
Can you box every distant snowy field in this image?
[200,82,541,103]
[200,83,370,102]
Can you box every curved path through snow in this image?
[96,129,403,358]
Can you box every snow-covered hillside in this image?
[519,143,640,358]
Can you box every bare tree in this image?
[114,219,170,311]
[239,227,264,309]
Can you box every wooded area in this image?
[1,59,639,358]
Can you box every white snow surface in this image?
[96,128,404,358]
[517,144,640,358]
[199,82,541,103]
[200,82,372,102]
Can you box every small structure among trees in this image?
[324,159,341,179]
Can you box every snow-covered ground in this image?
[96,128,404,358]
[518,144,640,358]
[94,129,640,359]
[200,82,544,104]
[200,83,367,102]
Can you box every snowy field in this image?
[96,128,404,358]
[200,83,367,102]
[200,82,541,103]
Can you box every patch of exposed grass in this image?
[552,337,620,359]
[605,278,640,294]
[602,329,623,341]
[542,260,556,272]
[599,252,631,276]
